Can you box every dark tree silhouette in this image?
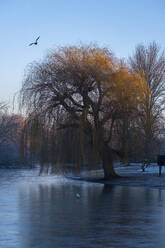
[20,45,147,179]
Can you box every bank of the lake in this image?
[72,164,165,190]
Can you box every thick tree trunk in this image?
[100,143,119,179]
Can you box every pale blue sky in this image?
[1,0,165,106]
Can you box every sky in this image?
[1,0,165,110]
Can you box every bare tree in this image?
[0,101,7,113]
[129,42,165,160]
[0,102,8,145]
[20,45,147,179]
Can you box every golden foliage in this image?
[107,64,149,113]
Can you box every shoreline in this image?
[68,164,165,190]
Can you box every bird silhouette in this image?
[29,36,40,46]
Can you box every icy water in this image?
[1,169,165,248]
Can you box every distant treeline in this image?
[0,112,23,168]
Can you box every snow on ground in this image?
[115,163,159,175]
[79,163,165,189]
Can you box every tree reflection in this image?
[18,181,165,248]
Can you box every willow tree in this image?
[20,45,147,179]
[130,42,165,160]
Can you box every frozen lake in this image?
[1,169,165,248]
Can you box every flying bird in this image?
[29,36,40,46]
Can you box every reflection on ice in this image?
[1,169,165,248]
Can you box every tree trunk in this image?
[100,143,119,179]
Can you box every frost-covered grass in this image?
[76,163,165,189]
